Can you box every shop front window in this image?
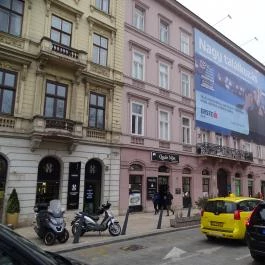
[129,175,142,211]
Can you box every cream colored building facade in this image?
[0,0,124,226]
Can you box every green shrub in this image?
[6,188,20,214]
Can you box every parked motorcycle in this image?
[71,201,121,237]
[34,199,69,245]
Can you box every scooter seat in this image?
[79,212,99,221]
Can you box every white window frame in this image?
[257,145,262,158]
[216,134,223,146]
[181,71,191,97]
[243,142,251,152]
[202,131,208,143]
[95,0,109,13]
[182,116,191,144]
[180,31,190,55]
[132,50,145,81]
[233,138,239,149]
[159,110,169,141]
[131,101,144,136]
[160,20,169,43]
[159,62,169,90]
[133,5,145,31]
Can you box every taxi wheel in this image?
[206,235,216,241]
[250,251,264,262]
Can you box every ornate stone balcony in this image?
[39,37,87,69]
[196,143,253,163]
[31,116,83,153]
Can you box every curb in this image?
[56,224,199,253]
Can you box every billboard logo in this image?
[201,108,218,119]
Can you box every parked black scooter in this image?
[34,200,69,245]
[71,201,121,237]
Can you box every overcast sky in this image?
[177,0,265,65]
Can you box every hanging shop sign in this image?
[147,177,157,200]
[67,162,81,210]
[151,151,179,163]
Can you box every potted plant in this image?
[6,188,20,228]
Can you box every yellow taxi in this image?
[200,194,262,241]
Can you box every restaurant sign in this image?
[151,152,179,163]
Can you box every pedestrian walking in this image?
[152,191,161,214]
[165,191,174,216]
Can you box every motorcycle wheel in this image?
[57,229,69,243]
[71,223,85,236]
[109,223,121,236]
[44,231,56,246]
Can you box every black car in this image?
[246,201,265,262]
[0,224,88,265]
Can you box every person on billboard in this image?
[243,88,265,143]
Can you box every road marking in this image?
[163,247,186,259]
[235,254,251,260]
[196,246,222,255]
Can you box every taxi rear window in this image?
[205,200,236,214]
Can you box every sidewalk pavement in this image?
[15,208,200,253]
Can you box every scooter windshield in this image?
[48,200,63,218]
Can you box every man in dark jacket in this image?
[166,191,174,216]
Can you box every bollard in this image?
[121,208,130,235]
[73,214,84,243]
[157,209,163,229]
[187,205,191,217]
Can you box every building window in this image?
[181,72,190,97]
[202,178,209,196]
[159,63,169,89]
[160,21,168,43]
[201,131,208,143]
[159,110,169,141]
[0,69,16,115]
[243,142,251,152]
[248,174,253,197]
[95,0,109,13]
[235,174,241,196]
[44,81,67,119]
[133,5,145,31]
[180,31,189,55]
[233,138,239,149]
[216,134,223,146]
[89,93,105,129]
[0,0,24,36]
[132,51,144,80]
[93,33,108,66]
[182,117,191,144]
[131,102,144,136]
[51,15,72,47]
[257,145,262,158]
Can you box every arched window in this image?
[0,155,7,220]
[36,157,60,203]
[182,167,191,174]
[129,164,143,171]
[158,165,169,173]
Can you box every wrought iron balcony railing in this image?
[196,143,253,162]
[45,118,74,132]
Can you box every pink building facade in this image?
[119,0,265,214]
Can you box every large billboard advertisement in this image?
[195,29,265,144]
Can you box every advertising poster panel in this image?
[194,29,265,144]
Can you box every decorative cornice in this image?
[129,40,151,57]
[45,0,83,28]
